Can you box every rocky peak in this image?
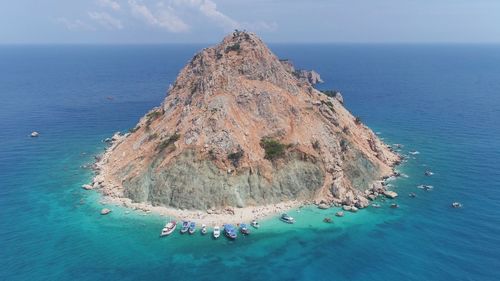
[95,32,400,212]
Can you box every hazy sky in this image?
[1,0,499,44]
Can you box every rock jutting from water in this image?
[91,31,400,222]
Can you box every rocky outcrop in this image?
[93,31,399,212]
[279,59,323,85]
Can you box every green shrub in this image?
[129,126,140,133]
[260,138,286,160]
[225,43,241,53]
[227,149,244,166]
[157,133,180,151]
[354,116,362,125]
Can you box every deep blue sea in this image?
[1,44,499,281]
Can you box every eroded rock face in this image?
[95,31,400,210]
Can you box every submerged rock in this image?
[100,208,111,215]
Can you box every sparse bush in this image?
[157,133,180,151]
[225,43,241,53]
[147,132,158,141]
[129,126,140,133]
[321,90,341,98]
[227,149,244,166]
[354,116,362,125]
[260,137,286,160]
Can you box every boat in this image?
[280,213,295,224]
[452,202,463,208]
[201,224,207,235]
[160,220,177,237]
[251,220,260,229]
[188,222,196,234]
[223,224,237,240]
[240,223,250,235]
[424,170,434,176]
[408,192,417,198]
[213,225,221,239]
[180,221,189,234]
[390,203,399,208]
[417,184,434,191]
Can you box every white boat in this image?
[201,224,207,235]
[213,225,221,239]
[251,220,260,229]
[160,221,177,237]
[280,213,295,224]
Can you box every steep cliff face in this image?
[95,31,399,210]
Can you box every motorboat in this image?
[201,224,207,235]
[160,220,177,237]
[180,221,189,234]
[240,223,250,235]
[280,213,295,224]
[213,225,221,239]
[188,222,196,234]
[424,170,434,176]
[452,202,463,208]
[223,224,237,240]
[251,220,260,229]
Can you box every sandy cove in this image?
[99,195,304,226]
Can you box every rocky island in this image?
[91,31,400,224]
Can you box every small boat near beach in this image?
[160,221,177,237]
[213,225,221,239]
[201,224,207,235]
[408,192,416,198]
[424,170,434,176]
[188,222,196,234]
[280,213,295,224]
[180,221,189,234]
[240,223,250,235]
[452,202,463,208]
[251,220,260,229]
[390,203,399,209]
[223,224,237,240]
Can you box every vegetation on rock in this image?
[260,138,286,160]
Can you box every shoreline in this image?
[99,195,305,225]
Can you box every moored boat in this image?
[160,221,177,237]
[188,222,196,234]
[223,224,237,240]
[280,213,295,224]
[201,224,207,235]
[251,220,260,229]
[213,225,221,239]
[180,221,189,234]
[240,223,250,235]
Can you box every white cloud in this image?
[97,0,121,11]
[55,17,95,31]
[128,0,189,32]
[190,0,239,30]
[88,11,124,30]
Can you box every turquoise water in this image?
[1,44,499,280]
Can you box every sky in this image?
[0,0,499,44]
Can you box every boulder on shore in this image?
[384,191,398,199]
[82,184,93,190]
[317,203,330,209]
